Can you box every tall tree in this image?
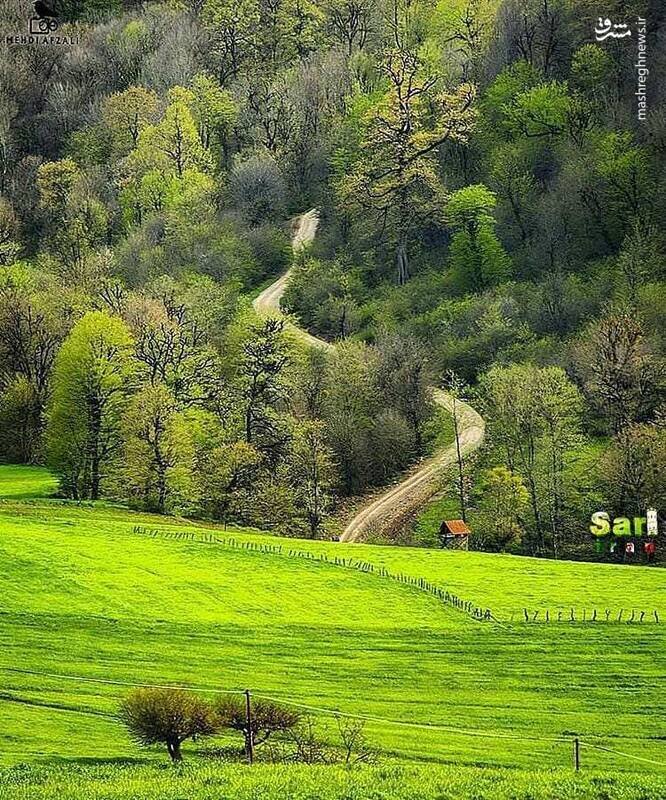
[575,312,665,434]
[190,72,237,154]
[240,318,290,463]
[102,86,160,155]
[37,160,108,279]
[130,289,218,407]
[480,363,582,555]
[617,224,664,305]
[533,365,583,558]
[602,423,666,516]
[474,466,529,552]
[323,0,375,55]
[123,384,199,513]
[134,88,212,179]
[0,269,68,461]
[203,0,261,85]
[337,5,476,284]
[375,332,432,453]
[443,370,470,522]
[322,341,376,493]
[199,440,261,524]
[47,312,134,500]
[289,419,335,536]
[446,184,511,292]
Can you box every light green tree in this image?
[198,439,261,525]
[203,0,261,85]
[336,8,476,284]
[617,223,664,304]
[123,384,200,514]
[479,363,582,555]
[134,88,213,179]
[578,131,653,249]
[0,198,20,265]
[504,82,571,139]
[190,73,237,153]
[280,0,325,59]
[119,87,217,226]
[289,419,336,537]
[47,312,134,500]
[322,341,376,493]
[446,184,511,292]
[37,160,108,279]
[102,86,160,155]
[0,265,74,462]
[474,466,529,552]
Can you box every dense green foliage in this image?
[0,1,664,551]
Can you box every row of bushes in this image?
[121,688,373,765]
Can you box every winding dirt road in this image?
[254,210,330,352]
[253,210,485,542]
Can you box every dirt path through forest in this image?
[253,210,485,542]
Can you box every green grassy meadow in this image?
[3,762,666,800]
[0,466,58,500]
[0,465,664,794]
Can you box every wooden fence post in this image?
[245,690,254,765]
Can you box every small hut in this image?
[439,519,470,550]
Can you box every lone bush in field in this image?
[120,688,217,762]
[215,696,300,755]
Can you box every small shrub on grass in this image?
[215,696,301,756]
[120,688,218,762]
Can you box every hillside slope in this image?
[0,467,664,772]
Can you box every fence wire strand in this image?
[580,741,664,767]
[4,666,663,761]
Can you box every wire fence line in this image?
[131,525,494,623]
[131,526,662,626]
[2,666,663,770]
[580,741,664,767]
[513,607,661,625]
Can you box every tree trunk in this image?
[88,394,102,500]
[153,434,167,514]
[526,472,543,553]
[167,739,183,762]
[452,398,467,522]
[396,242,410,285]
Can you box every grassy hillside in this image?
[0,466,664,777]
[0,466,57,500]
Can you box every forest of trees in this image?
[0,0,664,555]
